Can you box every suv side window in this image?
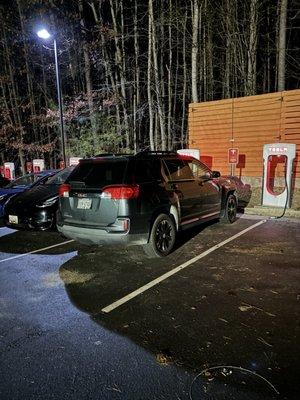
[188,160,211,179]
[163,159,194,181]
[134,159,163,183]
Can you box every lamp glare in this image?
[37,29,51,39]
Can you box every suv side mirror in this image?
[203,171,212,180]
[212,171,221,178]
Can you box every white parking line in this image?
[0,239,75,264]
[102,219,267,313]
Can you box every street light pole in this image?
[37,29,67,167]
[53,39,67,167]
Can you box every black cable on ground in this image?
[270,166,289,219]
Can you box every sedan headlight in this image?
[36,196,59,208]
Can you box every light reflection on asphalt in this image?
[0,227,16,238]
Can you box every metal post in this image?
[53,39,67,167]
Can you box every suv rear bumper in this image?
[57,224,149,246]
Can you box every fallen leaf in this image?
[239,305,253,312]
[219,318,229,323]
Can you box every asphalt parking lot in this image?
[0,215,299,400]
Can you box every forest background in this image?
[0,0,299,172]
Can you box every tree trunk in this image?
[181,10,188,147]
[90,1,122,139]
[223,0,231,98]
[167,0,173,150]
[191,0,199,103]
[109,0,130,149]
[17,0,39,153]
[79,0,97,148]
[277,0,288,91]
[1,19,25,173]
[246,0,258,95]
[206,3,214,100]
[149,0,166,150]
[147,2,154,150]
[133,0,140,152]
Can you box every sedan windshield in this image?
[5,173,36,188]
[45,167,73,185]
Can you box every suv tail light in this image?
[59,183,71,197]
[101,185,140,200]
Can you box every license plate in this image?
[9,215,18,224]
[77,198,92,210]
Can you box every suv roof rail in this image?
[93,153,115,157]
[93,153,134,158]
[135,150,177,157]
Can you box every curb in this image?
[244,206,300,219]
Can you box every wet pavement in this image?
[0,216,299,400]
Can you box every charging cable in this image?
[270,165,289,219]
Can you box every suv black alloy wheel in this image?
[221,194,237,224]
[144,213,176,258]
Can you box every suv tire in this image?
[221,193,237,224]
[144,213,176,258]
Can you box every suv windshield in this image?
[67,160,128,187]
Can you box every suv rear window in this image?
[67,160,128,187]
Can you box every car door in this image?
[188,160,221,215]
[163,158,204,224]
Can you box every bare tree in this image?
[109,0,130,149]
[149,0,166,150]
[191,0,199,102]
[246,0,259,95]
[277,0,288,91]
[147,0,154,150]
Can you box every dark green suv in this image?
[57,151,237,257]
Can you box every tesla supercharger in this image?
[4,162,15,180]
[33,159,45,173]
[69,157,81,166]
[262,143,296,208]
[177,149,200,160]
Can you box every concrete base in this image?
[239,176,300,210]
[244,205,300,218]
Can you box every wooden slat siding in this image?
[188,89,300,178]
[283,90,300,176]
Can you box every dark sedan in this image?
[0,170,58,218]
[4,167,73,231]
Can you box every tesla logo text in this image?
[268,147,288,153]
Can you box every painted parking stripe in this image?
[102,219,267,313]
[0,239,74,264]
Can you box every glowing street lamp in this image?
[36,28,67,167]
[37,29,51,40]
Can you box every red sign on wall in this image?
[228,148,239,164]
